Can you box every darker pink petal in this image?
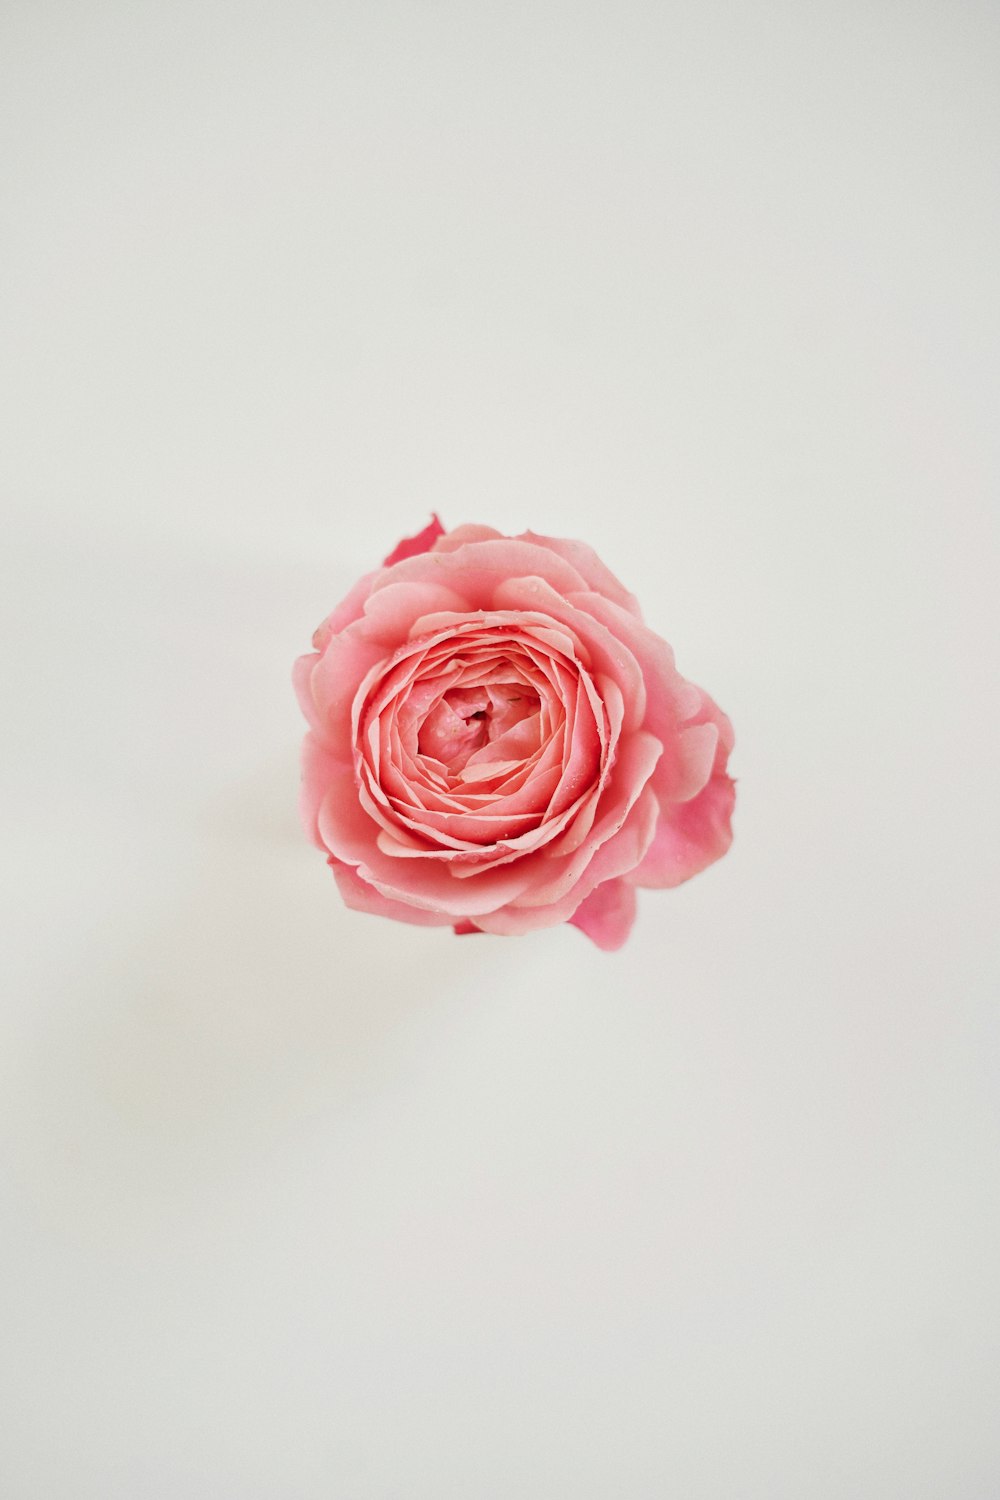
[382,513,446,566]
[569,878,637,951]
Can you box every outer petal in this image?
[311,571,380,651]
[330,860,454,927]
[430,524,504,551]
[678,686,735,773]
[316,761,540,915]
[510,730,661,908]
[293,651,326,741]
[311,515,446,651]
[474,783,660,935]
[382,514,445,566]
[452,918,483,935]
[568,589,735,814]
[629,774,736,889]
[569,878,637,951]
[519,532,643,618]
[310,625,394,760]
[365,538,591,612]
[629,679,735,888]
[361,579,470,645]
[300,733,343,849]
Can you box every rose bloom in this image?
[293,518,734,950]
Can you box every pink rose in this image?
[293,518,734,950]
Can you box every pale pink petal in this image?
[311,571,379,650]
[370,538,591,610]
[311,625,390,760]
[546,673,605,823]
[368,771,561,852]
[518,532,643,618]
[317,762,540,915]
[429,523,504,551]
[362,580,471,645]
[361,860,539,917]
[404,609,587,663]
[673,721,720,803]
[299,733,344,849]
[512,730,662,907]
[682,686,736,766]
[473,785,659,935]
[330,860,454,927]
[292,651,328,743]
[567,590,726,806]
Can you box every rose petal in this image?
[382,514,446,566]
[511,730,662,907]
[569,878,637,951]
[330,859,454,926]
[492,577,647,733]
[300,733,343,849]
[362,580,471,646]
[317,762,540,915]
[311,571,379,650]
[473,785,660,935]
[673,721,720,803]
[369,538,591,611]
[629,774,736,889]
[519,532,643,618]
[430,524,504,552]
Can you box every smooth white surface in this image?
[2,3,999,1495]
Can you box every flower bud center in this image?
[416,681,540,779]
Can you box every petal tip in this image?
[568,878,637,952]
[382,514,446,567]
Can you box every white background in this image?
[2,2,998,1495]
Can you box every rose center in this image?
[416,682,541,777]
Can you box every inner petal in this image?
[416,680,541,777]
